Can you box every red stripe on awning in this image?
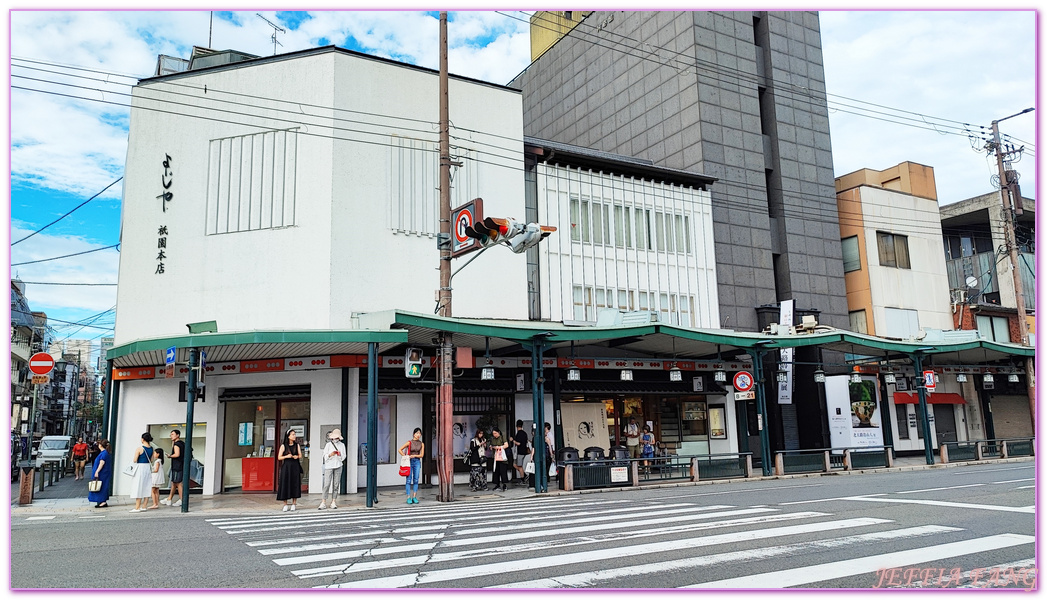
[893,392,967,405]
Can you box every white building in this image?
[110,46,728,497]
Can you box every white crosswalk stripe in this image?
[207,493,1034,589]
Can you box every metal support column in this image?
[753,347,773,476]
[366,342,378,507]
[531,337,547,494]
[181,348,199,512]
[340,367,349,495]
[912,353,935,466]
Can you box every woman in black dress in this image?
[277,429,303,511]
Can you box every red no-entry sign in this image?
[29,353,55,375]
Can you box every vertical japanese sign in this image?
[778,299,794,404]
[155,154,172,274]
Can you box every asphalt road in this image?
[11,462,1036,589]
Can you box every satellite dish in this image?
[965,276,979,288]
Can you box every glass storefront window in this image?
[220,398,310,492]
[148,422,206,488]
[358,395,397,465]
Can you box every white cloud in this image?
[10,226,120,315]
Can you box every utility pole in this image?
[990,108,1035,427]
[435,11,454,502]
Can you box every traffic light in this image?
[465,217,555,252]
[509,223,557,253]
[405,348,423,378]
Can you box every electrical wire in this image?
[11,243,120,267]
[17,281,118,286]
[11,178,123,246]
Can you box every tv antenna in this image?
[256,13,286,55]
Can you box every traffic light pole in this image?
[435,11,454,502]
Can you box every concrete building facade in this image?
[510,10,849,333]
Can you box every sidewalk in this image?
[10,454,1033,516]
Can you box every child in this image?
[149,448,166,509]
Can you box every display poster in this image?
[560,403,610,451]
[435,414,478,459]
[709,406,727,439]
[357,395,395,464]
[825,375,885,449]
[237,422,253,446]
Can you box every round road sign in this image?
[454,210,473,244]
[733,371,754,392]
[29,352,55,375]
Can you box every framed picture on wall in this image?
[708,405,727,439]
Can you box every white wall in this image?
[113,367,349,497]
[536,164,719,327]
[115,50,528,345]
[859,187,953,335]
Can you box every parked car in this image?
[37,435,73,466]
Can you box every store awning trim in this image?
[892,392,967,405]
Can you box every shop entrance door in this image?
[932,404,957,445]
[222,397,310,492]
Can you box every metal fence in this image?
[776,447,893,475]
[941,437,1035,463]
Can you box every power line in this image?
[11,178,123,246]
[10,308,116,331]
[17,281,118,286]
[12,243,120,266]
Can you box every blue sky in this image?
[5,8,1038,363]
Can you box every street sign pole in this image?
[182,348,198,513]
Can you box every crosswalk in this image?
[206,494,1034,589]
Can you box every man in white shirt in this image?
[626,417,640,458]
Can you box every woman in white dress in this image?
[129,432,155,513]
[149,448,166,509]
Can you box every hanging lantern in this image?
[884,372,897,384]
[567,367,581,381]
[481,359,495,381]
[713,367,727,382]
[850,373,862,384]
[813,368,826,384]
[1008,372,1020,383]
[669,364,682,382]
[620,369,633,381]
[955,373,967,383]
[983,373,994,384]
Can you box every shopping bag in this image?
[548,462,557,477]
[399,453,411,477]
[524,461,535,475]
[122,463,137,477]
[494,447,506,462]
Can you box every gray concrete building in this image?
[511,11,849,333]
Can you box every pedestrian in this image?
[87,439,111,508]
[640,425,656,468]
[318,429,346,510]
[276,429,303,511]
[512,420,530,485]
[468,429,488,492]
[71,437,90,480]
[544,422,556,480]
[625,417,641,459]
[149,448,166,509]
[397,428,424,504]
[129,432,155,513]
[489,427,510,491]
[160,430,185,507]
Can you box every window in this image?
[572,285,591,321]
[894,404,910,440]
[849,310,868,334]
[976,315,1012,343]
[206,129,298,235]
[877,232,911,269]
[635,209,650,250]
[883,307,920,339]
[842,236,860,272]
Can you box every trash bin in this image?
[609,445,629,466]
[556,447,578,490]
[583,446,605,461]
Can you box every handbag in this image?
[122,463,137,477]
[399,453,411,477]
[88,478,103,492]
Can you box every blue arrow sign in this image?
[166,346,176,365]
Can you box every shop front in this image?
[219,386,313,493]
